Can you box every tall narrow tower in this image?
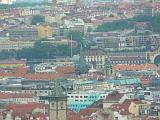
[105,57,113,77]
[40,79,67,120]
[49,80,67,120]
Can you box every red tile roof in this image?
[67,108,99,120]
[113,64,157,71]
[109,99,144,116]
[55,66,75,74]
[0,65,75,80]
[123,99,144,105]
[6,103,46,119]
[109,103,131,115]
[32,112,48,120]
[0,92,33,99]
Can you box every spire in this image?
[75,44,89,74]
[105,57,113,76]
[49,79,66,97]
[79,44,85,65]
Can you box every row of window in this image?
[14,98,34,102]
[68,95,105,99]
[112,60,146,64]
[70,104,89,108]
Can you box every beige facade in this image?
[49,99,67,120]
[129,102,139,115]
[37,24,53,39]
[129,102,149,116]
[85,50,106,69]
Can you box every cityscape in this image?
[0,0,160,120]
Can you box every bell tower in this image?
[46,80,67,120]
[48,80,67,120]
[105,57,113,77]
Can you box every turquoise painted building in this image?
[67,91,108,112]
[104,78,141,86]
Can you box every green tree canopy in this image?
[87,26,93,32]
[75,62,89,75]
[96,15,160,33]
[31,15,44,25]
[16,42,77,60]
[68,31,83,44]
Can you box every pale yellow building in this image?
[129,101,149,116]
[37,24,53,39]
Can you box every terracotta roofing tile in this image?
[67,108,99,120]
[109,103,131,115]
[32,112,47,120]
[113,64,157,71]
[6,103,46,118]
[0,92,33,99]
[55,66,75,74]
[123,99,144,105]
[0,65,75,80]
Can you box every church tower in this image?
[49,80,67,120]
[105,57,113,77]
[46,80,67,120]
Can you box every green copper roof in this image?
[104,78,141,85]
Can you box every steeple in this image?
[75,44,89,74]
[79,44,86,65]
[105,57,113,77]
[40,79,67,120]
[49,79,66,97]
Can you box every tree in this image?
[16,41,78,60]
[75,62,89,75]
[68,31,83,44]
[96,15,160,33]
[31,15,44,25]
[87,26,92,32]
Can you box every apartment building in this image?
[0,40,34,51]
[85,49,106,69]
[9,26,39,41]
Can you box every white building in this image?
[0,0,16,4]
